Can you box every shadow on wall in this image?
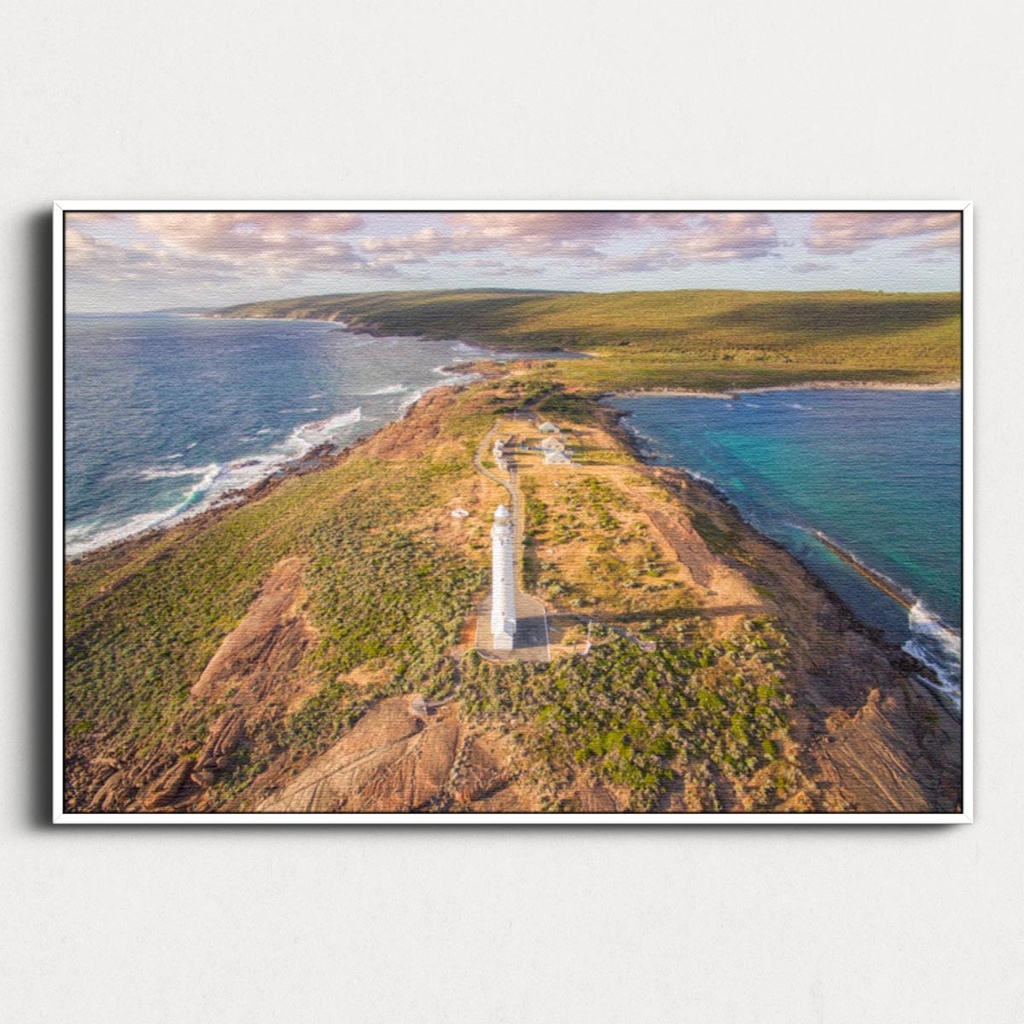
[27,209,53,829]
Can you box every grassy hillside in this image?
[63,379,801,812]
[214,288,962,390]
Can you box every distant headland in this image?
[209,287,961,393]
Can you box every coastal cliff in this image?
[64,370,960,814]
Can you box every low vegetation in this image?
[63,385,503,806]
[459,619,791,811]
[215,287,962,391]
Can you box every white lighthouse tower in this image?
[490,504,517,649]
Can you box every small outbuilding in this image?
[538,421,559,434]
[544,449,572,466]
[451,508,470,519]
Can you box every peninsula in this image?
[66,284,966,811]
[64,288,962,814]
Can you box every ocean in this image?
[64,313,496,558]
[612,388,963,710]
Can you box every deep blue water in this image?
[612,389,962,707]
[64,313,494,557]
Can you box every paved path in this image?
[474,591,550,663]
[472,425,514,498]
[472,421,550,662]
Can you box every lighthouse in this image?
[490,504,517,649]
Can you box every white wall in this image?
[3,2,1021,1021]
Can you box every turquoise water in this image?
[612,389,962,707]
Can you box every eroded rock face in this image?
[191,710,247,787]
[259,696,458,813]
[256,697,532,814]
[142,757,197,810]
[450,734,509,806]
[191,557,316,709]
[76,558,321,812]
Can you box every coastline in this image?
[599,401,962,776]
[611,380,961,399]
[605,390,962,714]
[62,334,507,564]
[68,363,961,646]
[64,370,962,813]
[607,406,941,650]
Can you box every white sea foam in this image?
[800,529,962,710]
[66,463,222,558]
[429,362,481,389]
[903,601,962,711]
[289,406,362,451]
[66,509,181,557]
[139,463,219,481]
[400,389,428,411]
[68,409,367,558]
[683,467,715,486]
[363,383,408,396]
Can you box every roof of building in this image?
[538,421,559,433]
[544,450,572,465]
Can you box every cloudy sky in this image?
[64,209,962,312]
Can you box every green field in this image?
[215,287,962,391]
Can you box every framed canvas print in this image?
[54,201,971,823]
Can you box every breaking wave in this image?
[288,407,362,452]
[810,531,962,712]
[66,463,222,558]
[65,408,364,558]
[904,601,962,712]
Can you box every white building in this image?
[490,504,516,649]
[538,421,559,434]
[544,449,572,466]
